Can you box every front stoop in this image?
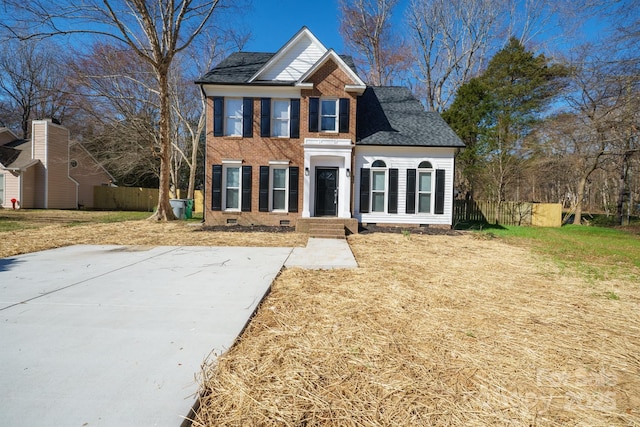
[296,218,358,238]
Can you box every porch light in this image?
[305,167,309,176]
[346,168,351,177]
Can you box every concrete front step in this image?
[296,218,358,236]
[308,225,346,239]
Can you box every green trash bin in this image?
[184,199,193,219]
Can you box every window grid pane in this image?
[372,171,386,191]
[372,193,385,212]
[418,194,431,213]
[273,190,286,210]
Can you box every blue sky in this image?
[240,0,410,53]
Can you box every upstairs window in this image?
[213,97,253,137]
[320,99,338,132]
[271,99,290,138]
[225,98,243,136]
[309,98,350,133]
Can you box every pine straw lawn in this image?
[193,233,640,426]
[1,216,639,426]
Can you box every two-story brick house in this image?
[196,27,464,232]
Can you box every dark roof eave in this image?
[195,80,298,86]
[356,142,465,148]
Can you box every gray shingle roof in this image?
[195,52,358,84]
[356,86,465,148]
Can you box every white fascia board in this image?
[248,27,328,83]
[345,84,366,94]
[295,82,314,89]
[296,49,366,88]
[201,84,302,98]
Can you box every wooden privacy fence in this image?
[94,186,204,213]
[454,200,562,227]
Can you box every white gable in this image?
[251,28,327,82]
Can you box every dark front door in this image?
[315,167,338,216]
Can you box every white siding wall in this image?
[0,172,20,208]
[260,36,326,81]
[354,146,457,226]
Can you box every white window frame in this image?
[222,161,242,211]
[417,169,433,214]
[270,165,289,212]
[370,161,387,213]
[225,98,243,136]
[320,98,339,132]
[271,99,290,138]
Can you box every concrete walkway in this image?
[285,238,358,270]
[0,238,357,426]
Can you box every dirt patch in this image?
[193,233,640,426]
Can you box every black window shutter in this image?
[308,97,319,132]
[242,98,253,137]
[290,99,300,138]
[435,169,445,214]
[211,164,222,210]
[359,168,370,213]
[288,166,299,212]
[213,97,224,137]
[339,98,350,133]
[241,166,252,212]
[388,168,398,214]
[260,98,271,137]
[259,166,269,212]
[406,169,416,214]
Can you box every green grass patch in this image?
[480,225,640,281]
[0,219,31,232]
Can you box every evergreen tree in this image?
[444,37,570,202]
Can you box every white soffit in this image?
[249,27,328,83]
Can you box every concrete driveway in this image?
[0,245,292,426]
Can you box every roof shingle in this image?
[356,86,465,148]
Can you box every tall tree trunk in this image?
[151,66,176,221]
[616,150,630,225]
[573,175,587,224]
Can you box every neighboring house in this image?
[195,27,464,231]
[0,119,113,209]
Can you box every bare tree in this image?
[0,39,75,138]
[2,0,229,220]
[407,0,502,112]
[339,0,409,86]
[562,48,638,224]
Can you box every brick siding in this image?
[204,58,358,227]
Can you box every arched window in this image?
[370,160,387,212]
[417,161,433,213]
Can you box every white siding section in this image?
[260,35,326,81]
[354,146,457,226]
